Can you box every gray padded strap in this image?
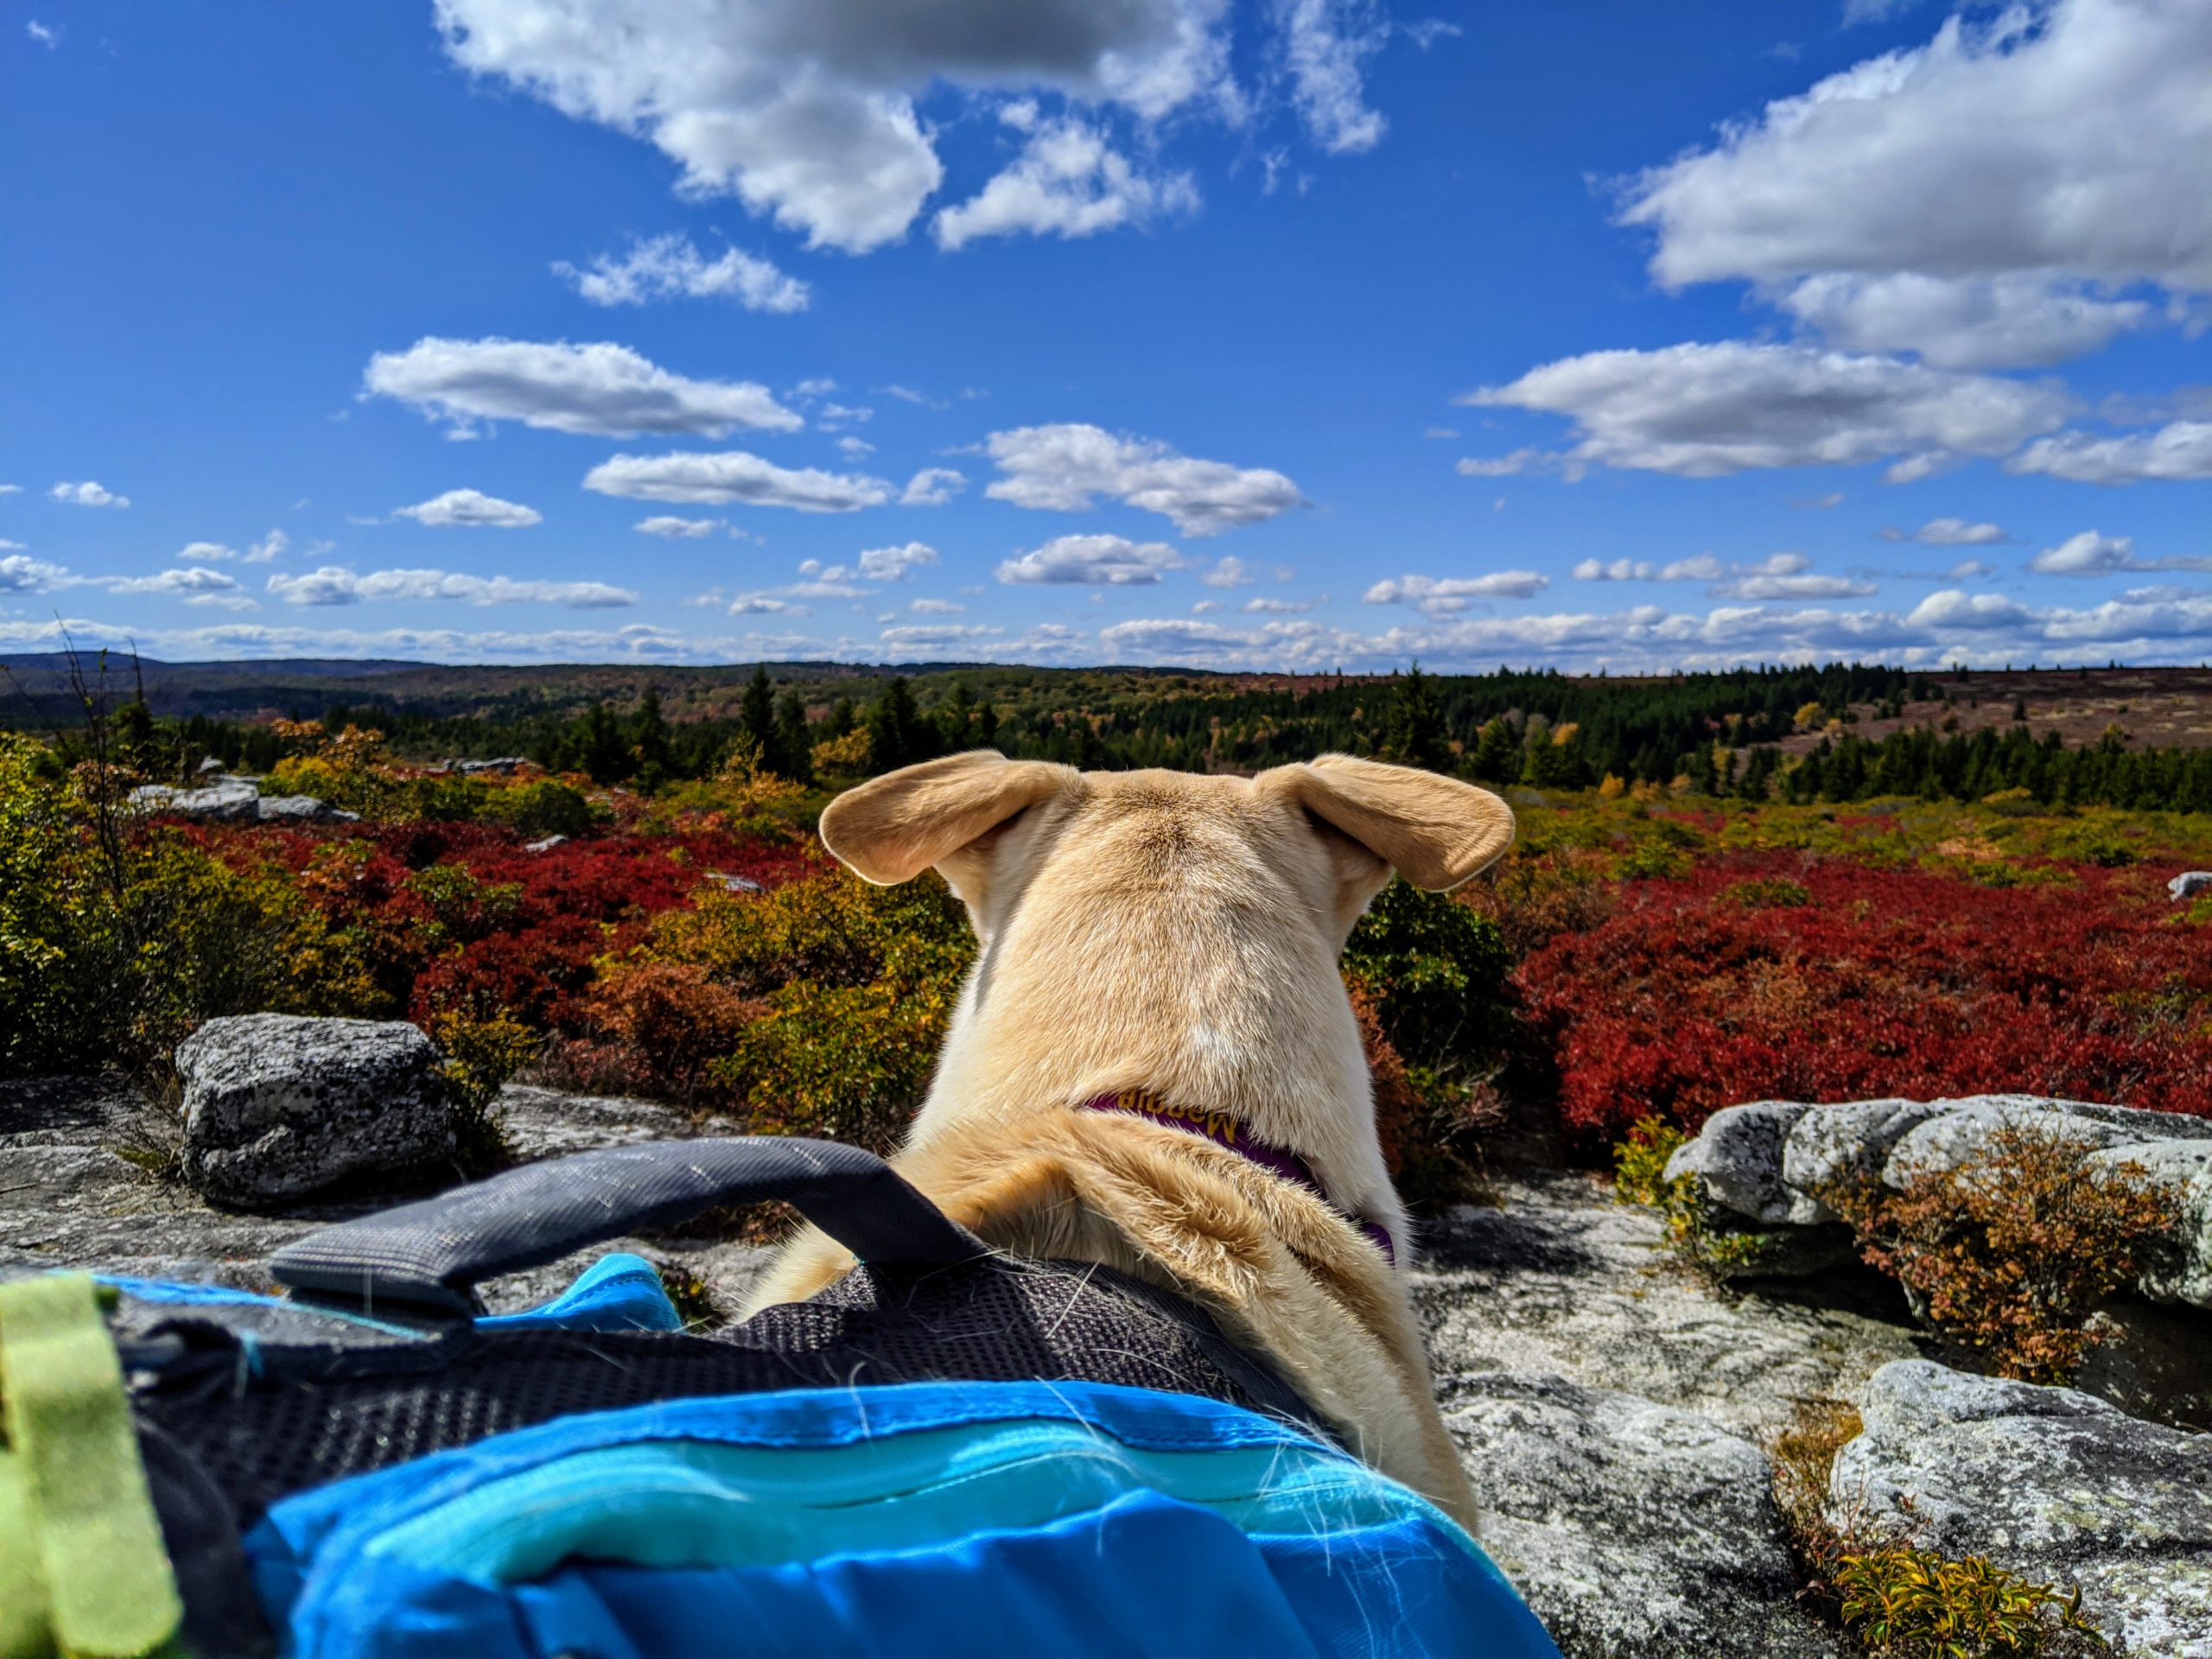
[269,1138,985,1319]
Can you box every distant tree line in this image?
[69,658,2212,814]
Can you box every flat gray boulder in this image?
[176,1014,456,1207]
[1444,1372,1846,1658]
[129,780,262,820]
[255,793,359,823]
[1832,1360,2212,1656]
[2171,871,2212,901]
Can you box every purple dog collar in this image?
[1080,1089,1397,1265]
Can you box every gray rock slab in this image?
[127,780,262,820]
[1833,1359,2212,1656]
[1414,1173,1921,1443]
[177,1014,457,1207]
[2171,871,2212,901]
[1884,1095,2212,1188]
[1444,1372,1847,1659]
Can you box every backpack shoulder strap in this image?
[270,1137,985,1321]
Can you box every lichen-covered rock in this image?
[1832,1360,2212,1656]
[1444,1373,1847,1658]
[2170,871,2212,901]
[1662,1100,1815,1224]
[1777,1098,1946,1224]
[176,1014,456,1206]
[2096,1138,2212,1306]
[1882,1095,2212,1188]
[128,780,263,819]
[254,793,358,823]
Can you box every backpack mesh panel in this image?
[132,1255,1321,1524]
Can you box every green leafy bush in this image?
[426,1008,532,1173]
[480,779,595,840]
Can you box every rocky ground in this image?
[4,1053,2207,1656]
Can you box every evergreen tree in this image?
[772,690,814,783]
[824,696,857,740]
[867,677,935,772]
[938,677,980,751]
[577,702,631,785]
[1467,718,1521,785]
[740,666,777,765]
[632,687,672,790]
[1381,664,1450,772]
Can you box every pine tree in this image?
[868,677,934,772]
[632,687,672,790]
[740,666,777,766]
[1381,663,1450,772]
[577,702,631,785]
[938,677,979,751]
[773,690,813,783]
[1467,718,1521,785]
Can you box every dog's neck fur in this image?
[901,778,1404,1243]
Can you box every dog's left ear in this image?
[819,750,1077,886]
[1272,753,1516,892]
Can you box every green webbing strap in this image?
[0,1274,184,1659]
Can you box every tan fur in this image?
[748,752,1513,1527]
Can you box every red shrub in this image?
[1518,852,2212,1149]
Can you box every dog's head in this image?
[821,751,1513,944]
[817,754,1512,1159]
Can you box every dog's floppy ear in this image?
[1278,753,1515,891]
[819,750,1077,886]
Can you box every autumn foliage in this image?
[1518,849,2212,1147]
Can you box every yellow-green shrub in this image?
[1834,1548,2102,1657]
[1611,1115,1777,1280]
[639,869,975,1147]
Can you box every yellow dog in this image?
[749,751,1514,1527]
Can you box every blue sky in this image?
[3,0,2209,672]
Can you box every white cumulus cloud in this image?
[2007,420,2212,485]
[934,113,1198,251]
[634,515,725,539]
[394,489,543,528]
[900,467,967,506]
[267,566,637,607]
[856,542,938,581]
[51,480,129,509]
[2027,529,2212,576]
[431,1,1377,254]
[555,234,810,313]
[1363,571,1549,614]
[985,422,1304,535]
[1618,0,2212,368]
[364,337,801,438]
[1459,340,2069,480]
[584,452,892,512]
[1878,518,2008,545]
[996,533,1185,585]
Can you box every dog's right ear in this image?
[818,751,1077,886]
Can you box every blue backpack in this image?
[0,1138,1560,1659]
